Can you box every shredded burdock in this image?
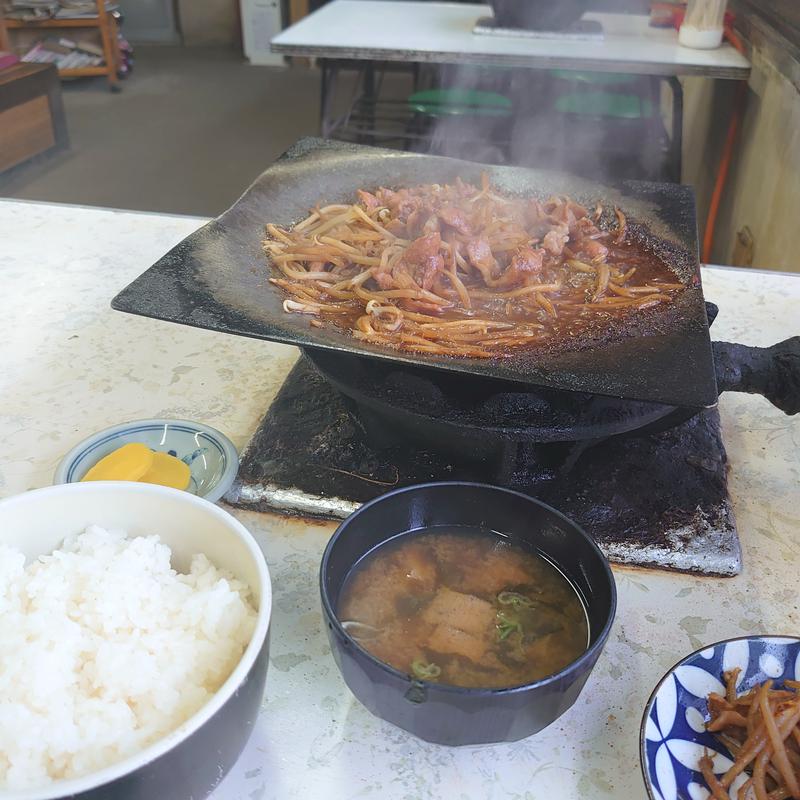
[700,670,800,800]
[264,175,685,359]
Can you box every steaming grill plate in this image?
[112,138,717,408]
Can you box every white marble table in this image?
[271,1,750,78]
[1,199,798,800]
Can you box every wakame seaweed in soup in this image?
[337,528,589,689]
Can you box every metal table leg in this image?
[667,76,684,183]
[320,58,340,138]
[358,62,376,144]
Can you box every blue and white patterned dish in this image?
[640,636,800,800]
[54,419,239,503]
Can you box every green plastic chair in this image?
[549,69,639,86]
[554,92,655,119]
[408,88,513,118]
[547,68,656,120]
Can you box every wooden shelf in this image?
[0,63,68,174]
[0,2,122,90]
[59,66,109,76]
[5,18,105,29]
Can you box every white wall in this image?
[177,0,240,46]
[122,0,179,43]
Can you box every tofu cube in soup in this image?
[427,623,491,664]
[420,587,495,637]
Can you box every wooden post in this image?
[289,0,310,24]
[95,0,119,91]
[0,9,11,52]
[289,0,311,66]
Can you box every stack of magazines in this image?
[3,0,59,21]
[2,0,117,20]
[0,51,21,69]
[21,37,104,68]
[55,0,117,17]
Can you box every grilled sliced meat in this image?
[400,232,446,291]
[580,238,609,262]
[438,206,472,235]
[357,190,381,212]
[466,238,498,283]
[492,247,545,288]
[543,227,570,257]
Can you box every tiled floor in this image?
[1,46,321,216]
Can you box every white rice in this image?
[0,526,257,790]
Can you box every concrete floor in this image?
[1,46,321,217]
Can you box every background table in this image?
[271,1,750,77]
[2,199,798,800]
[271,1,750,183]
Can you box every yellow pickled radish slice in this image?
[138,451,191,490]
[81,442,154,482]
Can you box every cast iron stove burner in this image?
[303,348,670,487]
[227,355,740,576]
[226,304,799,577]
[303,302,800,453]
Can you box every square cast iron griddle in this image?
[112,138,717,408]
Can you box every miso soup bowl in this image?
[319,481,616,746]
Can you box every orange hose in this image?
[702,81,747,263]
[724,25,746,56]
[702,24,748,264]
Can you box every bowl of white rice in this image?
[0,481,271,800]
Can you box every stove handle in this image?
[713,337,800,415]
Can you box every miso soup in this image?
[337,528,589,689]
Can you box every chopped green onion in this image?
[411,658,441,680]
[496,611,523,641]
[497,591,534,608]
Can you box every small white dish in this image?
[54,419,239,503]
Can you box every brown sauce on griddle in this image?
[267,181,689,358]
[325,237,683,344]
